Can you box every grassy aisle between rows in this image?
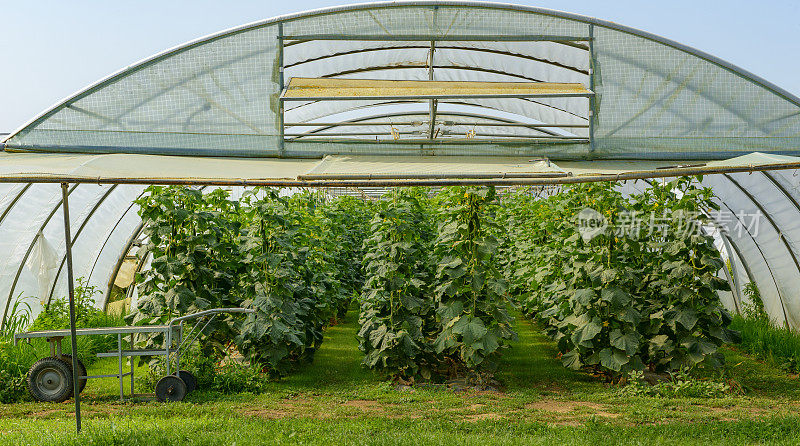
[2,310,800,445]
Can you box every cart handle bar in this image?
[168,308,255,327]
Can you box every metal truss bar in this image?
[283,44,589,75]
[280,34,591,42]
[281,93,593,101]
[284,121,588,128]
[284,132,579,138]
[0,184,32,227]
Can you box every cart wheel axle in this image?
[27,357,74,402]
[155,375,187,402]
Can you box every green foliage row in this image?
[129,186,374,377]
[501,178,740,377]
[358,187,517,381]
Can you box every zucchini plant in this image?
[432,186,517,374]
[358,189,436,380]
[131,186,242,355]
[503,178,738,377]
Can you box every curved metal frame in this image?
[5,1,798,146]
[286,110,564,140]
[285,97,589,132]
[284,43,589,75]
[45,185,119,304]
[709,178,791,325]
[0,184,32,227]
[86,187,148,283]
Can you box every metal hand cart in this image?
[14,307,254,403]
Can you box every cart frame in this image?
[14,307,254,401]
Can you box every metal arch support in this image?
[713,175,792,326]
[720,231,758,314]
[762,170,800,229]
[723,173,800,280]
[0,184,79,330]
[291,111,561,141]
[45,185,119,305]
[103,220,146,310]
[319,64,548,83]
[87,187,149,283]
[286,97,588,132]
[0,184,33,227]
[719,233,744,313]
[283,43,590,75]
[286,109,568,138]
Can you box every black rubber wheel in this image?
[59,355,88,394]
[27,357,74,402]
[155,375,187,402]
[176,370,197,393]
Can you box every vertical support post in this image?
[277,23,286,157]
[130,333,135,397]
[118,333,124,401]
[428,40,437,140]
[588,24,596,155]
[166,325,171,376]
[61,182,81,433]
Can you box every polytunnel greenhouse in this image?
[2,1,800,329]
[3,1,800,440]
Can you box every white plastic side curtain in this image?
[25,232,59,302]
[701,173,800,328]
[48,185,147,310]
[0,183,64,326]
[4,3,799,159]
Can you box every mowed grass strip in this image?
[2,311,800,445]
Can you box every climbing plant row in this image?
[357,187,517,382]
[500,178,740,378]
[130,186,373,376]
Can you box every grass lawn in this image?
[2,311,800,445]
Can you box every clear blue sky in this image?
[2,0,799,132]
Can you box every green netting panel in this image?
[3,3,799,160]
[280,5,588,37]
[7,25,281,157]
[592,26,800,159]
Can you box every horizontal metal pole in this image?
[281,93,593,101]
[285,132,582,139]
[96,350,169,358]
[285,137,589,144]
[298,172,568,180]
[169,308,255,325]
[84,373,133,379]
[284,122,589,128]
[15,325,170,339]
[281,34,591,42]
[2,162,800,188]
